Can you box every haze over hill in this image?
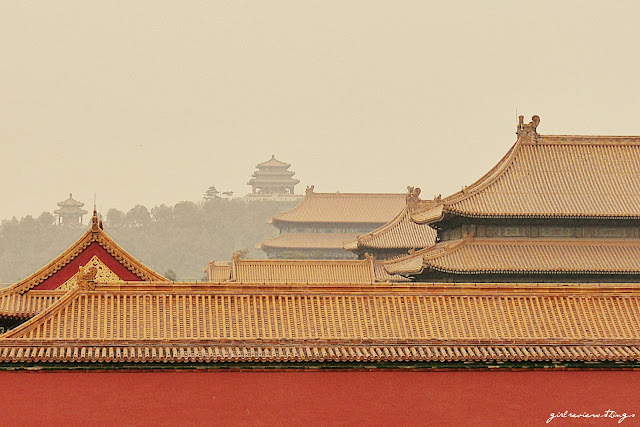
[2,2,640,221]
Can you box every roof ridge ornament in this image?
[91,208,99,233]
[305,185,315,195]
[406,186,422,208]
[77,265,97,290]
[517,115,540,142]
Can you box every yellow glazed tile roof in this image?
[231,257,375,284]
[413,118,640,222]
[257,232,360,250]
[0,291,65,319]
[269,188,406,225]
[0,211,167,318]
[206,255,406,283]
[347,198,437,251]
[384,235,640,275]
[1,282,639,364]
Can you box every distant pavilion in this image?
[246,155,303,201]
[54,194,88,226]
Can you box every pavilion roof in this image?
[345,191,437,251]
[257,232,360,250]
[412,116,640,223]
[256,155,291,168]
[56,194,84,208]
[1,281,639,364]
[0,210,167,318]
[269,187,406,225]
[384,233,640,276]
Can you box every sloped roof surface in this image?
[348,201,437,250]
[384,236,640,275]
[257,232,360,250]
[1,282,639,364]
[270,191,406,224]
[413,126,640,222]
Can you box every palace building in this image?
[257,187,406,259]
[382,116,640,283]
[0,210,166,330]
[0,115,639,371]
[344,187,437,260]
[205,252,408,283]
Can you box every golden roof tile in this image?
[206,255,404,283]
[384,235,640,275]
[2,282,639,364]
[0,211,166,318]
[269,188,406,225]
[413,116,640,222]
[256,232,360,250]
[346,196,437,251]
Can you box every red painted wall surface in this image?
[32,242,142,290]
[0,370,638,425]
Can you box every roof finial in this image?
[406,186,421,207]
[517,115,540,142]
[306,185,315,195]
[91,206,99,232]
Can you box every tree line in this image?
[0,198,297,283]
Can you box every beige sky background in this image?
[1,1,640,220]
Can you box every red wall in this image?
[32,242,142,290]
[0,370,638,425]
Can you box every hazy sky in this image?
[2,1,640,220]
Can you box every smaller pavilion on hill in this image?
[54,194,88,225]
[257,187,406,259]
[246,155,302,201]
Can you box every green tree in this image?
[37,212,55,227]
[164,269,177,281]
[106,208,125,227]
[203,186,220,200]
[125,205,151,227]
[151,204,173,222]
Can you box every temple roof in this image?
[256,155,291,168]
[257,232,360,250]
[413,116,640,223]
[56,193,84,208]
[0,210,167,318]
[54,194,87,215]
[1,282,638,364]
[206,255,407,283]
[269,187,406,225]
[345,189,437,252]
[384,233,640,276]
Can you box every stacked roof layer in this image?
[1,282,638,365]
